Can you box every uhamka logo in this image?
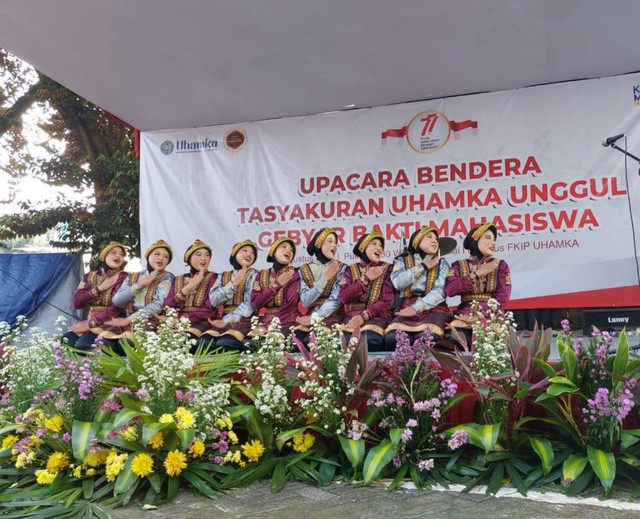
[160,140,174,155]
[634,84,640,107]
[160,137,218,155]
[382,110,478,154]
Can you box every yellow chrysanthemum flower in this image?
[35,469,57,485]
[14,451,34,469]
[131,453,154,478]
[175,407,194,430]
[73,465,83,478]
[241,439,265,463]
[148,432,164,450]
[28,435,43,450]
[188,440,205,458]
[292,432,315,453]
[106,463,122,482]
[216,416,233,430]
[1,435,19,449]
[164,450,187,476]
[90,449,110,467]
[121,425,138,442]
[44,415,64,432]
[228,430,238,445]
[159,414,174,424]
[105,452,128,482]
[86,468,96,476]
[46,452,70,473]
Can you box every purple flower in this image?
[401,428,413,443]
[561,319,571,332]
[448,429,468,450]
[418,458,434,471]
[406,419,418,428]
[392,454,402,468]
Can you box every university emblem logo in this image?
[160,140,174,155]
[224,129,247,152]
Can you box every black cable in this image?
[622,136,640,289]
[0,262,81,322]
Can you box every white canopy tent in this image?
[0,0,638,131]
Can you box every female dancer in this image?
[100,239,175,347]
[384,226,455,349]
[62,241,128,349]
[198,239,259,350]
[339,230,394,352]
[250,237,300,338]
[295,228,346,344]
[444,222,511,348]
[163,239,217,341]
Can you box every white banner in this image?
[140,74,640,308]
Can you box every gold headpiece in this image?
[411,226,438,251]
[144,239,173,262]
[357,230,384,253]
[231,239,258,260]
[99,241,127,262]
[183,239,212,264]
[471,222,497,242]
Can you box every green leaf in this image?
[587,446,615,494]
[174,429,196,451]
[504,460,527,496]
[82,477,95,499]
[622,429,640,450]
[112,408,144,430]
[487,461,505,494]
[338,436,365,470]
[529,437,554,475]
[389,428,404,447]
[547,382,579,396]
[449,423,500,453]
[562,454,588,485]
[362,439,396,484]
[533,357,558,379]
[71,420,101,462]
[114,455,136,496]
[271,460,285,493]
[141,422,171,444]
[613,329,629,378]
[557,340,578,382]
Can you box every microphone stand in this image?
[607,142,640,175]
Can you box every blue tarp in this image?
[0,253,81,327]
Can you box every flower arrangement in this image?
[1,301,640,512]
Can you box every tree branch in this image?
[0,78,42,136]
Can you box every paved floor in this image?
[106,482,640,519]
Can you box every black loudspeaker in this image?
[582,307,640,334]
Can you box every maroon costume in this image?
[339,261,394,336]
[250,267,301,333]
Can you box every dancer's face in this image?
[320,234,338,260]
[190,248,211,271]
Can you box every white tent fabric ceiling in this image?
[0,0,639,131]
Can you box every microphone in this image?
[602,134,625,147]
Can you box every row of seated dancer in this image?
[62,222,511,353]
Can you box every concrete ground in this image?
[105,482,640,519]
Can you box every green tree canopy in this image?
[0,48,140,258]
